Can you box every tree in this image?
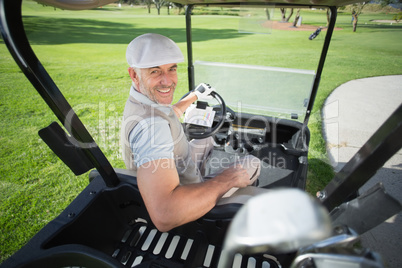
[326,9,331,27]
[265,8,271,20]
[153,0,166,15]
[279,8,294,22]
[292,9,301,27]
[349,0,401,32]
[393,12,402,22]
[173,3,184,15]
[144,0,152,13]
[166,2,173,15]
[350,2,369,32]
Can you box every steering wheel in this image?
[181,91,227,139]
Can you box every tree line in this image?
[117,0,401,31]
[117,0,184,15]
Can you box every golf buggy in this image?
[1,0,401,267]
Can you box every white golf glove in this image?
[193,83,215,101]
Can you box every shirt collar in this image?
[129,86,172,115]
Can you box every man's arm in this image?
[172,92,197,118]
[137,158,250,232]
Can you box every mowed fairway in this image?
[1,0,401,262]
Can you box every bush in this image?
[343,3,401,13]
[393,12,402,21]
[190,7,240,16]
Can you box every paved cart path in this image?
[322,75,402,268]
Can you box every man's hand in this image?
[193,83,215,101]
[215,165,251,188]
[173,83,215,118]
[214,155,261,197]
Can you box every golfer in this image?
[121,33,260,232]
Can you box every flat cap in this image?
[126,33,184,68]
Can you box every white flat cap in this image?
[126,33,184,68]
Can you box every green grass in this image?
[1,0,401,262]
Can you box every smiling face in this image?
[129,63,178,105]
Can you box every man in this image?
[121,33,259,232]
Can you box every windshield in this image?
[189,5,327,122]
[194,61,315,122]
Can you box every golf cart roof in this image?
[34,0,363,10]
[172,0,361,7]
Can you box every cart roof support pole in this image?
[304,6,337,125]
[186,4,195,91]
